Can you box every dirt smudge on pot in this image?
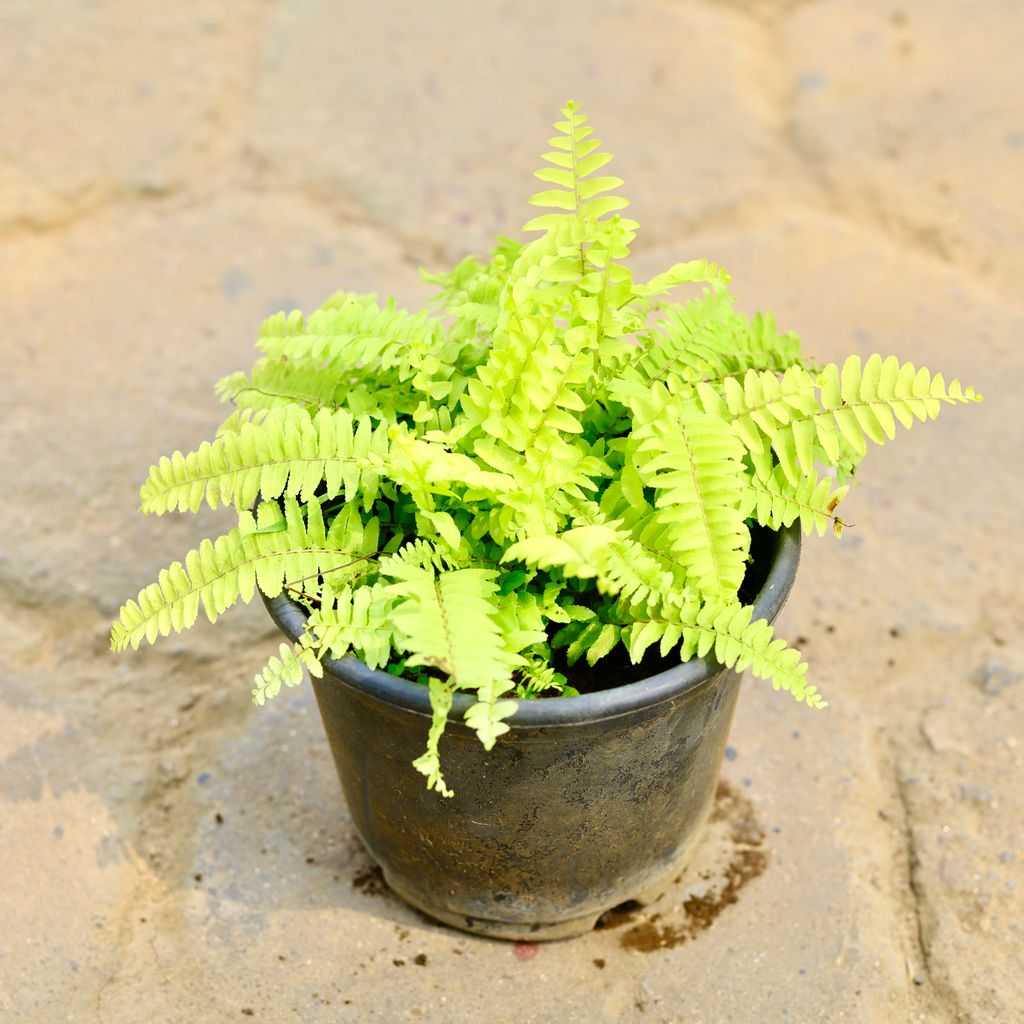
[600,777,768,952]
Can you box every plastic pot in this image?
[263,524,800,941]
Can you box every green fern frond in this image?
[512,657,568,698]
[629,383,749,596]
[297,583,396,670]
[215,358,343,413]
[256,294,443,374]
[697,354,981,484]
[138,407,388,515]
[597,483,696,591]
[382,558,521,689]
[422,237,521,351]
[566,500,677,608]
[522,101,629,234]
[504,523,622,580]
[252,638,321,706]
[110,498,380,651]
[741,464,847,537]
[214,407,274,437]
[622,597,824,707]
[381,555,522,786]
[412,679,457,798]
[625,291,804,394]
[631,258,731,300]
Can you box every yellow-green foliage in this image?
[112,102,980,794]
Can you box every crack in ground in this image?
[892,741,973,1024]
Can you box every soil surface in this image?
[2,3,1021,1022]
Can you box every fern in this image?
[380,548,522,795]
[139,407,389,515]
[629,383,749,597]
[112,101,980,794]
[618,595,824,708]
[111,498,378,651]
[696,355,979,484]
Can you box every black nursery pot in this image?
[264,525,801,941]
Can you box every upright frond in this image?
[523,101,630,235]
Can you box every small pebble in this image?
[977,662,1022,697]
[959,783,992,805]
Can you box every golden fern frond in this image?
[566,500,677,608]
[629,383,749,596]
[740,464,847,537]
[138,407,388,515]
[622,597,824,707]
[379,550,523,793]
[631,291,804,390]
[252,639,321,706]
[256,294,444,374]
[215,358,343,413]
[503,523,621,580]
[110,498,378,651]
[697,354,981,484]
[413,679,457,798]
[522,100,630,234]
[306,583,396,670]
[381,556,521,692]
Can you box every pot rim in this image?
[263,523,801,726]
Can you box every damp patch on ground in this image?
[596,778,768,951]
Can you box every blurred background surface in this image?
[1,2,1021,1021]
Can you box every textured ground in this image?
[1,2,1022,1022]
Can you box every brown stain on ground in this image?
[351,862,388,897]
[598,778,768,952]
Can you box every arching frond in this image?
[110,498,379,651]
[741,464,847,537]
[697,355,980,484]
[256,294,443,373]
[139,407,389,515]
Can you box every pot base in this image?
[381,826,704,943]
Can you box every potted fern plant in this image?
[112,102,979,940]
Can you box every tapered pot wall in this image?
[264,525,800,941]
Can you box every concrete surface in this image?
[1,2,1021,1021]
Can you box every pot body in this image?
[264,525,800,941]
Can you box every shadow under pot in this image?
[263,523,801,941]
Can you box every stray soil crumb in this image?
[593,958,606,969]
[351,863,388,897]
[513,942,539,962]
[413,953,428,966]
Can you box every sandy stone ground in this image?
[1,2,1021,1022]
